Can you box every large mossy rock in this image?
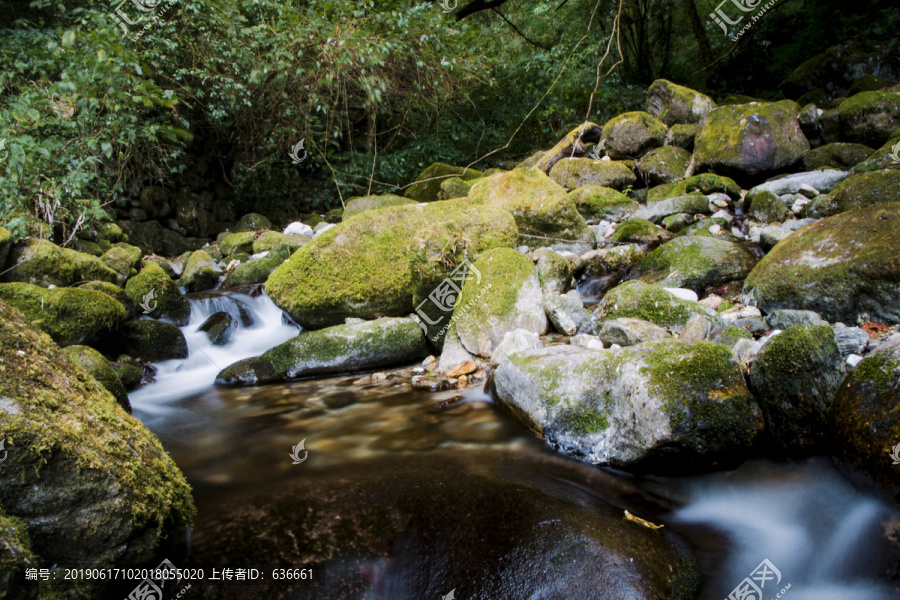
[223,246,290,288]
[179,249,221,293]
[233,212,272,233]
[608,218,672,245]
[404,162,482,202]
[742,202,900,323]
[548,159,637,191]
[220,231,256,256]
[492,342,763,473]
[802,142,875,170]
[100,243,142,282]
[451,248,548,357]
[62,345,130,411]
[3,238,118,287]
[749,325,845,454]
[532,248,573,293]
[647,173,741,204]
[343,194,417,220]
[838,91,900,147]
[266,199,518,329]
[114,320,188,362]
[0,300,193,593]
[125,263,191,326]
[636,146,692,185]
[0,283,127,347]
[646,79,717,126]
[630,236,758,294]
[215,317,427,385]
[746,190,790,223]
[601,111,667,159]
[829,342,900,502]
[251,231,308,254]
[567,186,638,222]
[694,100,810,180]
[465,168,595,250]
[805,170,900,218]
[593,281,719,333]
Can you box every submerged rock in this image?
[0,300,193,597]
[215,317,428,386]
[198,311,237,346]
[0,282,127,347]
[492,343,763,473]
[742,202,900,323]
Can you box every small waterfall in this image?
[130,291,299,408]
[673,460,898,600]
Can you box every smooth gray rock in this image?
[596,317,670,347]
[833,324,869,358]
[680,314,713,343]
[749,170,850,196]
[634,194,710,223]
[543,292,593,336]
[766,309,828,330]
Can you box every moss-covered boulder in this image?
[220,231,256,256]
[746,190,790,223]
[233,212,272,233]
[647,173,741,204]
[404,162,482,202]
[748,325,845,454]
[80,280,136,317]
[548,159,636,191]
[634,193,710,223]
[179,250,221,293]
[636,146,692,185]
[661,213,694,233]
[439,176,476,200]
[851,128,900,173]
[646,79,717,126]
[3,238,118,287]
[0,225,12,269]
[805,170,900,218]
[666,123,698,150]
[124,263,191,326]
[742,202,900,323]
[100,243,142,283]
[143,254,176,278]
[215,317,427,385]
[251,231,308,253]
[630,236,758,294]
[601,111,667,159]
[342,194,417,220]
[63,345,130,411]
[266,199,517,329]
[449,248,548,357]
[223,246,291,288]
[838,91,900,147]
[802,142,875,170]
[516,150,546,169]
[467,168,594,250]
[594,281,719,332]
[694,100,810,179]
[567,185,638,222]
[596,317,670,347]
[493,342,762,473]
[583,244,647,275]
[0,300,193,595]
[829,343,900,502]
[609,218,672,245]
[115,320,188,362]
[0,283,127,347]
[532,248,573,293]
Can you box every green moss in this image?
[266,198,518,328]
[223,246,291,288]
[220,231,256,256]
[806,170,900,218]
[0,282,127,346]
[560,408,610,435]
[648,173,741,203]
[251,231,308,253]
[180,250,220,292]
[849,352,899,397]
[3,238,119,287]
[454,247,535,332]
[747,190,789,223]
[124,264,191,325]
[233,212,272,232]
[609,217,670,244]
[601,111,667,158]
[439,176,476,200]
[404,162,482,202]
[636,145,692,185]
[100,244,142,280]
[117,320,188,362]
[596,281,716,330]
[79,280,134,315]
[97,222,125,244]
[754,325,837,375]
[548,158,637,191]
[837,91,900,146]
[567,185,638,221]
[342,194,416,220]
[711,326,752,346]
[63,345,130,411]
[142,255,176,278]
[0,300,194,581]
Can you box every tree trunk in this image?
[680,0,714,67]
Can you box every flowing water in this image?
[130,291,900,599]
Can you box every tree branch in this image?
[456,0,511,20]
[491,7,553,51]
